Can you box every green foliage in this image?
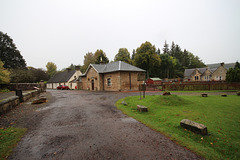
[114,48,132,64]
[131,49,136,60]
[46,62,57,78]
[226,62,240,82]
[159,54,176,78]
[0,88,10,93]
[0,127,26,160]
[134,41,161,78]
[162,40,169,54]
[0,31,26,69]
[10,67,48,83]
[81,52,95,73]
[116,95,240,160]
[0,60,10,84]
[94,49,109,64]
[160,41,205,78]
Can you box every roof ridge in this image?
[119,61,121,70]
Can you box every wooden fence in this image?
[146,82,240,91]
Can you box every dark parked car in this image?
[57,85,70,90]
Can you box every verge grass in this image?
[116,94,240,160]
[0,127,26,160]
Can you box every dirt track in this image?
[4,90,205,160]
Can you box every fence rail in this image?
[146,82,240,91]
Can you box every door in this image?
[91,80,94,90]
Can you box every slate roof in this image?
[184,62,236,78]
[206,63,235,71]
[82,61,145,76]
[47,70,76,83]
[184,68,207,78]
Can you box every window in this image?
[195,76,199,81]
[107,78,111,86]
[219,76,222,80]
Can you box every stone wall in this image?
[0,82,46,91]
[211,65,227,81]
[0,90,41,115]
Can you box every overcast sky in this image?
[1,0,240,70]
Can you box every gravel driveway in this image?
[6,90,204,160]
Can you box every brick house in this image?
[79,61,145,91]
[184,62,235,81]
[47,67,82,89]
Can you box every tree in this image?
[0,31,26,69]
[226,62,240,82]
[10,69,35,83]
[46,62,57,78]
[0,60,10,83]
[156,48,161,55]
[28,67,49,82]
[131,49,136,60]
[134,41,161,78]
[162,40,169,54]
[10,67,49,83]
[94,49,109,64]
[159,54,176,78]
[81,52,95,73]
[114,48,131,64]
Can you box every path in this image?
[9,90,203,160]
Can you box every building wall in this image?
[120,71,144,91]
[103,72,120,91]
[190,69,202,81]
[65,70,82,89]
[46,70,82,89]
[83,67,99,91]
[201,69,212,81]
[211,65,227,81]
[80,70,145,91]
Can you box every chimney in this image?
[220,62,224,66]
[66,68,71,72]
[75,66,80,71]
[100,56,104,65]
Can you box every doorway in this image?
[91,80,94,90]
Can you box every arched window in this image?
[107,78,111,86]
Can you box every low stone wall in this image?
[0,90,41,115]
[0,82,46,91]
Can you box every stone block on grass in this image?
[180,119,208,136]
[137,105,148,112]
[201,94,208,97]
[32,96,47,104]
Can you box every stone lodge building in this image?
[79,61,145,91]
[184,62,235,81]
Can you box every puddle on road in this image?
[120,117,138,123]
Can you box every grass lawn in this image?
[0,127,26,160]
[116,94,240,160]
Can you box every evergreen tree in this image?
[0,31,26,69]
[156,48,161,55]
[226,62,240,82]
[131,49,136,60]
[162,40,169,54]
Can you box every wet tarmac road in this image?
[9,90,203,160]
